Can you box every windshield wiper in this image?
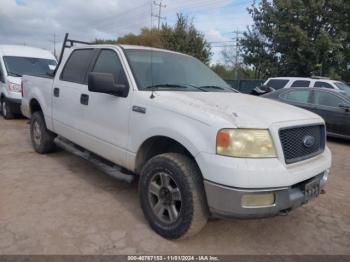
[198,85,239,92]
[7,72,22,77]
[145,84,189,89]
[145,84,208,92]
[198,85,225,90]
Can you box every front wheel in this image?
[139,153,208,239]
[30,111,56,154]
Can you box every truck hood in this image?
[151,91,321,128]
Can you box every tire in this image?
[139,153,208,239]
[30,111,56,154]
[1,98,15,119]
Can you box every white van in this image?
[0,45,57,119]
[264,77,350,96]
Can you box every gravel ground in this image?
[0,117,349,255]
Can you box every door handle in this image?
[53,88,60,97]
[80,94,89,105]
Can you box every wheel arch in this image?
[135,135,199,174]
[29,98,42,115]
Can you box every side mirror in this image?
[339,103,350,112]
[88,72,128,97]
[47,65,57,76]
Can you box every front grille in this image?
[279,125,325,164]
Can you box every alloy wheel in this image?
[148,172,182,224]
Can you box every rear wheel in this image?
[139,153,208,239]
[1,98,14,119]
[30,111,56,153]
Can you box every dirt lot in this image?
[0,117,349,255]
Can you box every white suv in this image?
[264,77,350,96]
[0,45,57,119]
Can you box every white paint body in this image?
[21,45,332,190]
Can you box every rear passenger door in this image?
[52,48,96,143]
[80,48,132,166]
[311,90,346,135]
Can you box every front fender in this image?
[127,106,216,170]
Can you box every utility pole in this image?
[52,33,57,59]
[152,0,166,30]
[232,29,243,80]
[50,33,57,58]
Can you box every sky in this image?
[0,0,254,63]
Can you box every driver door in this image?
[79,48,132,167]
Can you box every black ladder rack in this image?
[55,33,94,75]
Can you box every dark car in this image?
[263,87,350,139]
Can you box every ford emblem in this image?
[303,135,315,148]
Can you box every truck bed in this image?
[21,75,54,121]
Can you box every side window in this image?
[314,91,345,107]
[314,81,333,89]
[92,49,128,86]
[61,49,94,83]
[265,79,289,90]
[280,90,311,103]
[290,80,310,88]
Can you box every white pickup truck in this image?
[22,42,332,239]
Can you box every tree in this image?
[241,0,350,81]
[211,63,256,80]
[96,28,162,47]
[96,13,211,64]
[161,14,212,64]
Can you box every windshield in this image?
[335,82,350,96]
[124,49,235,92]
[3,56,57,77]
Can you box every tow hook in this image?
[279,209,289,216]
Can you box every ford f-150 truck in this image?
[21,40,332,239]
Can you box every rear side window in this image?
[314,81,333,89]
[290,80,310,88]
[61,49,94,83]
[265,79,289,90]
[280,90,311,103]
[92,49,128,86]
[314,91,345,107]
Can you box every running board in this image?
[54,137,135,183]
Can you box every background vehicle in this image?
[261,77,350,95]
[21,35,331,239]
[0,45,56,119]
[263,88,350,139]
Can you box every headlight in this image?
[216,129,277,158]
[8,82,21,93]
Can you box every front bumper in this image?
[204,171,329,219]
